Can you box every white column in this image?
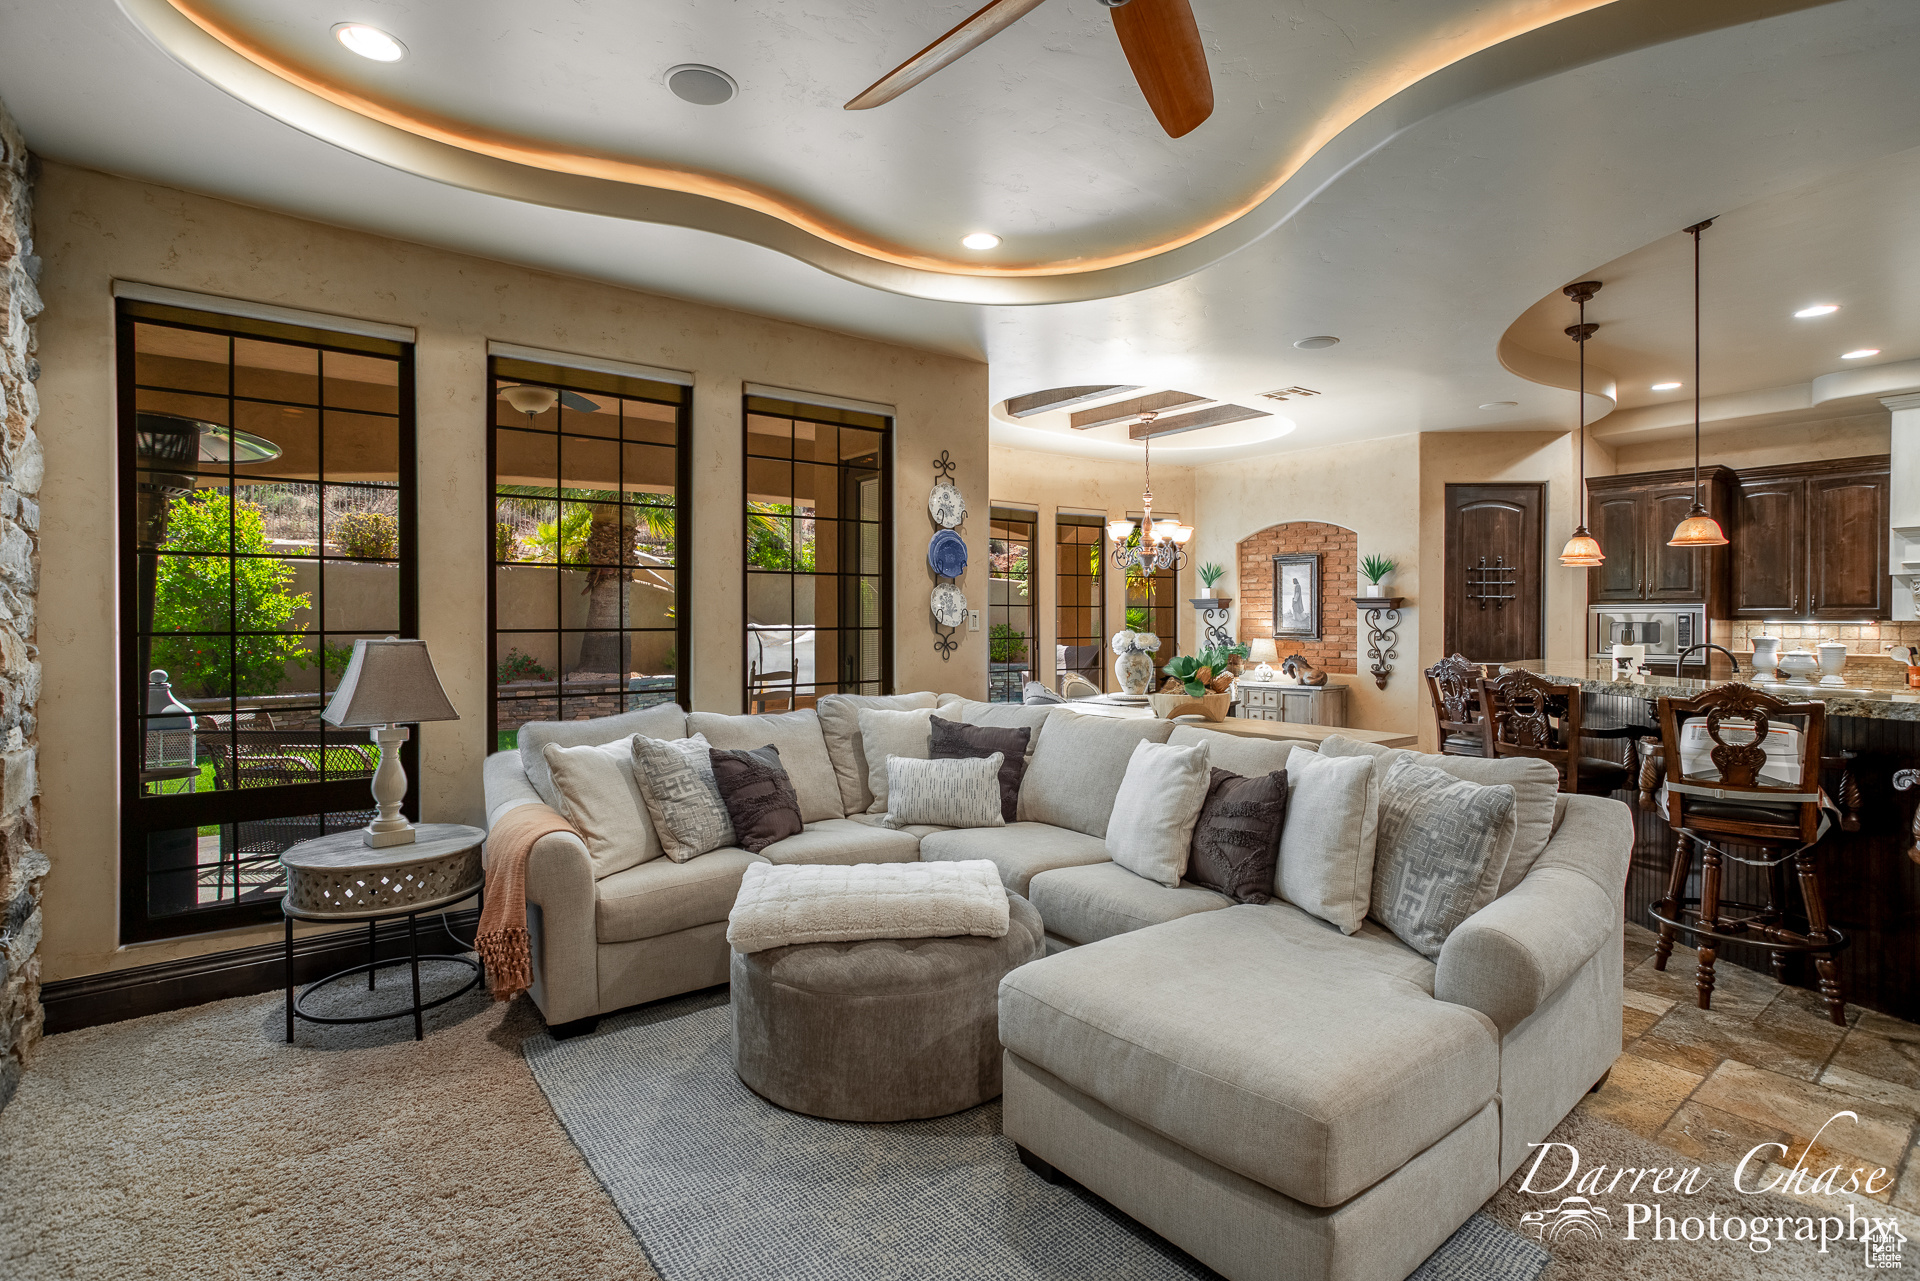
[1886,394,1920,621]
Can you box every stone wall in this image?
[1236,521,1357,673]
[0,95,43,1111]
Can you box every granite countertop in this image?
[1506,660,1920,722]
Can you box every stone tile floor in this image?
[1586,923,1920,1225]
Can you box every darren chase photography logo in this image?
[1518,1111,1907,1268]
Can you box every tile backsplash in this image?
[1710,618,1920,674]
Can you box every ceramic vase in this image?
[1775,648,1819,684]
[1817,640,1849,686]
[1750,635,1781,681]
[1115,650,1155,696]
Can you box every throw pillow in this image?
[857,707,936,814]
[540,738,662,878]
[1188,768,1288,904]
[880,754,1007,829]
[929,718,1031,823]
[629,733,735,863]
[709,744,804,855]
[1104,739,1213,888]
[1370,756,1519,958]
[1275,751,1376,933]
[518,701,687,810]
[815,691,940,815]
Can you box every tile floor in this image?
[1585,923,1920,1222]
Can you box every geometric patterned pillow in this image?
[630,733,735,863]
[1368,756,1517,958]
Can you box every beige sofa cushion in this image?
[751,817,922,867]
[594,848,764,943]
[1018,712,1175,836]
[1318,735,1561,895]
[518,702,687,809]
[997,903,1499,1208]
[919,822,1110,894]
[815,691,940,815]
[542,739,661,878]
[1026,861,1231,945]
[1105,739,1212,887]
[1276,750,1376,933]
[688,709,843,823]
[857,707,937,814]
[1168,726,1310,778]
[934,699,1058,743]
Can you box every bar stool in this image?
[1476,668,1631,797]
[1424,654,1488,757]
[1648,684,1848,1026]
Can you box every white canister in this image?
[1775,648,1819,684]
[1817,640,1849,686]
[1750,635,1781,680]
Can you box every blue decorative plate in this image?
[927,529,968,578]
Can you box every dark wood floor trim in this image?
[41,909,481,1035]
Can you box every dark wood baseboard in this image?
[41,909,481,1035]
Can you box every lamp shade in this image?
[1559,527,1605,567]
[1105,517,1136,543]
[322,638,459,728]
[1247,638,1280,664]
[1667,507,1729,548]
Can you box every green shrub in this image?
[989,623,1028,663]
[332,510,398,559]
[149,492,311,697]
[496,647,553,683]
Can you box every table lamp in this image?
[322,638,459,847]
[1248,637,1278,682]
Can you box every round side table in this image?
[280,822,487,1043]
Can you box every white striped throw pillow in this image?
[880,753,1006,829]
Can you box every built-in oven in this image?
[1589,605,1706,670]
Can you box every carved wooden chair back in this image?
[1476,668,1586,792]
[1655,684,1826,845]
[1423,653,1485,756]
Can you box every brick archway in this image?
[1236,521,1357,674]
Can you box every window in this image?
[1122,515,1181,683]
[987,507,1035,702]
[1055,512,1106,692]
[743,394,891,710]
[489,356,690,750]
[118,299,414,942]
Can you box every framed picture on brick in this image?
[1273,553,1320,640]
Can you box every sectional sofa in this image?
[481,690,1632,1281]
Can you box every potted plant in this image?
[1152,646,1241,721]
[1197,562,1226,599]
[1361,554,1397,597]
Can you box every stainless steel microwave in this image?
[1590,606,1704,665]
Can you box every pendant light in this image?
[1559,280,1605,567]
[1667,218,1729,548]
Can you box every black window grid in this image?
[1056,514,1107,692]
[988,507,1035,703]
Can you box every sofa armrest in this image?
[1435,794,1632,1036]
[485,793,599,1024]
[483,749,542,827]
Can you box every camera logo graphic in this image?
[1520,1196,1614,1242]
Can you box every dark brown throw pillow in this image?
[930,718,1031,823]
[708,744,803,854]
[1188,768,1288,904]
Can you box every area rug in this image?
[523,990,1548,1281]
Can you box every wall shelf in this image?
[1351,596,1404,691]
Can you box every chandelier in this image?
[1107,417,1194,571]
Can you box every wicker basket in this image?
[1147,691,1232,722]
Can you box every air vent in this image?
[1259,386,1321,401]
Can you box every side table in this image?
[280,822,487,1043]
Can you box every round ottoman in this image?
[730,892,1045,1122]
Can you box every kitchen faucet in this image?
[1676,643,1740,674]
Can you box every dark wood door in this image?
[1588,491,1646,601]
[1732,477,1805,616]
[1445,483,1544,664]
[1647,484,1711,601]
[1807,470,1888,617]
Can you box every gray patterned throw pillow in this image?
[1368,756,1518,958]
[880,754,1006,829]
[630,733,735,862]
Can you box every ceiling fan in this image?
[844,0,1213,139]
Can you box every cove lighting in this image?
[1794,304,1839,318]
[1477,401,1517,409]
[961,233,1001,250]
[1651,382,1682,391]
[1842,349,1881,360]
[334,23,405,61]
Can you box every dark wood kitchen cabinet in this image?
[1584,466,1736,614]
[1730,456,1889,619]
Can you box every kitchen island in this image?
[1508,660,1920,1022]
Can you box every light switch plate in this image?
[967,610,981,632]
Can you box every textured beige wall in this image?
[34,162,987,982]
[1604,411,1889,474]
[986,446,1196,689]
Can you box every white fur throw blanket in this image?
[726,860,1009,954]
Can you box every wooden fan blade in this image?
[1110,0,1213,138]
[845,0,1050,111]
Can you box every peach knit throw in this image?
[476,804,576,1001]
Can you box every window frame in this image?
[115,299,419,944]
[1055,511,1108,693]
[987,505,1036,703]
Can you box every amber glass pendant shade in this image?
[1666,504,1728,548]
[1559,527,1605,566]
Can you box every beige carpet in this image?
[5,973,1909,1280]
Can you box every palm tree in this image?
[497,485,675,675]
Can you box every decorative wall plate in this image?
[928,482,966,529]
[930,583,968,628]
[927,529,969,578]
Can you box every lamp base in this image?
[363,822,418,849]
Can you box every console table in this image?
[1235,680,1348,728]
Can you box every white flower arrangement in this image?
[1110,630,1161,656]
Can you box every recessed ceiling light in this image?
[333,23,405,62]
[1842,349,1881,360]
[1478,401,1517,410]
[666,64,737,105]
[1651,381,1682,391]
[961,233,1000,250]
[1293,336,1340,350]
[1794,304,1839,318]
